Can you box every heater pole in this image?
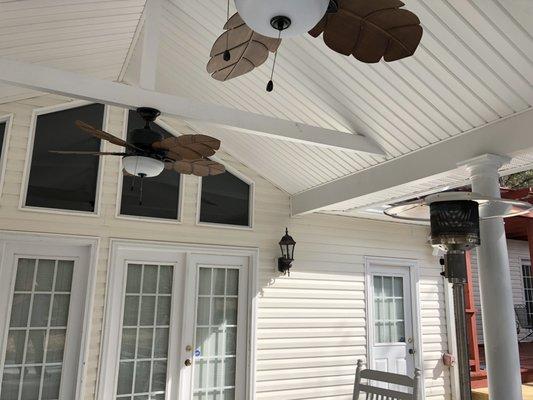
[444,250,472,400]
[452,282,472,400]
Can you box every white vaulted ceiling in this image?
[0,0,145,102]
[1,0,533,211]
[129,0,533,196]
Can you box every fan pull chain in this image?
[138,173,146,205]
[130,176,135,191]
[223,0,231,61]
[266,30,282,92]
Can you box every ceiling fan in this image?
[51,107,225,202]
[207,0,423,91]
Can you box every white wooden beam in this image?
[0,57,384,155]
[139,0,162,90]
[291,109,533,215]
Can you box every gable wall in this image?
[0,95,451,399]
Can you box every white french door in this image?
[367,263,416,378]
[100,244,251,400]
[0,241,92,400]
[180,254,249,400]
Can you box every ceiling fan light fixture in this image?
[234,0,329,38]
[123,156,164,178]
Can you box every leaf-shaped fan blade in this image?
[153,134,221,160]
[207,13,281,81]
[309,0,423,63]
[165,159,226,177]
[50,150,127,156]
[75,120,131,148]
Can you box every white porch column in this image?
[462,154,522,400]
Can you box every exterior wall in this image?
[0,95,451,399]
[471,240,529,343]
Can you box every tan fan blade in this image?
[75,120,130,148]
[207,13,281,81]
[153,134,221,160]
[165,159,226,177]
[309,0,423,63]
[50,150,127,156]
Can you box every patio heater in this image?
[385,192,531,400]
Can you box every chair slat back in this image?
[515,304,532,328]
[353,360,421,400]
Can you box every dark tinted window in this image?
[26,104,104,212]
[120,111,181,220]
[0,122,6,161]
[200,171,251,226]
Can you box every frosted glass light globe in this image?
[123,156,164,178]
[234,0,329,38]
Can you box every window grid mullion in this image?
[17,258,38,400]
[37,260,59,400]
[130,264,145,396]
[147,265,160,397]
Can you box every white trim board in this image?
[0,114,13,200]
[292,108,533,215]
[0,57,384,155]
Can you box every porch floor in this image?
[472,383,533,400]
[471,342,533,392]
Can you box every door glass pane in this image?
[0,258,73,400]
[373,275,406,343]
[117,264,173,399]
[194,267,239,399]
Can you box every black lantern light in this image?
[278,228,296,275]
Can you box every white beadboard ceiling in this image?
[1,0,533,213]
[0,0,145,103]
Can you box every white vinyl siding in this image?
[0,95,451,400]
[471,239,529,343]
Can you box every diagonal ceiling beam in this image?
[0,57,384,155]
[139,0,162,90]
[291,108,533,215]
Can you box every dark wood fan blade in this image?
[153,134,221,160]
[165,159,226,177]
[50,150,127,155]
[75,120,130,147]
[309,0,423,63]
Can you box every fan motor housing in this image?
[429,200,481,251]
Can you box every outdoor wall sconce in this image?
[278,228,296,275]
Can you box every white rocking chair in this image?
[352,360,422,400]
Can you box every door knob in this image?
[184,359,192,367]
[408,349,416,355]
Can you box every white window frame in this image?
[521,258,532,322]
[115,109,184,224]
[0,231,99,400]
[0,114,13,199]
[19,100,108,217]
[364,256,424,391]
[196,163,255,230]
[98,239,258,400]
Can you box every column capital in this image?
[458,153,511,174]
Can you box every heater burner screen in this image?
[429,200,480,248]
